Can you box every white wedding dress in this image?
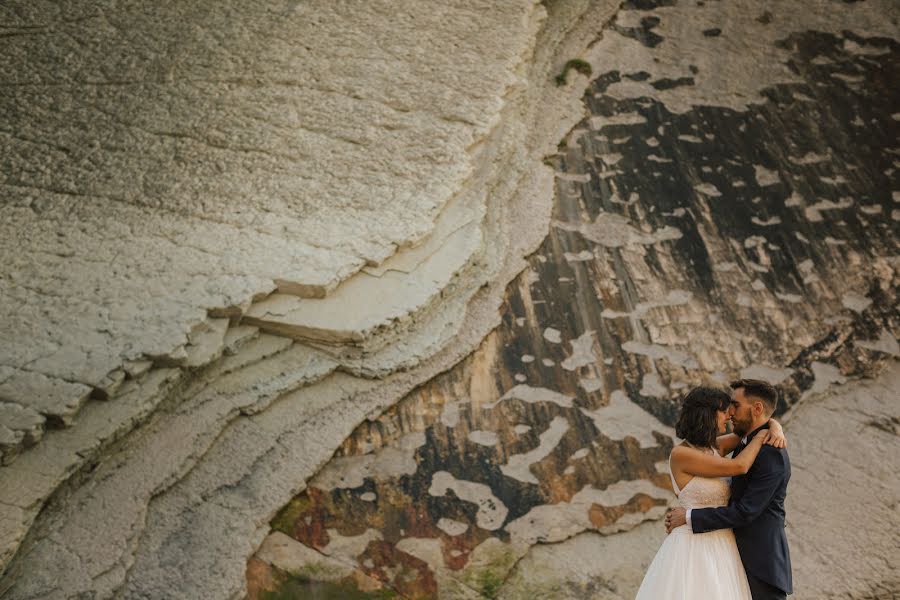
[635,450,752,600]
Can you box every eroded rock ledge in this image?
[0,0,623,596]
[246,1,899,598]
[0,0,554,462]
[1,0,898,599]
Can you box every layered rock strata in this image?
[247,1,900,598]
[0,0,571,463]
[0,0,626,596]
[0,0,898,599]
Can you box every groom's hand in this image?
[665,507,686,533]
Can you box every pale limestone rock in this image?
[93,369,126,400]
[437,518,470,537]
[501,416,569,485]
[580,377,603,393]
[0,505,27,577]
[222,325,260,356]
[0,0,547,414]
[807,361,847,396]
[754,164,781,187]
[740,364,794,384]
[122,360,153,380]
[183,317,230,368]
[0,348,335,598]
[0,367,92,427]
[554,213,683,248]
[592,0,898,114]
[841,291,873,313]
[785,364,900,599]
[321,529,383,558]
[856,329,900,356]
[5,0,895,598]
[441,400,462,428]
[499,524,666,600]
[395,537,446,569]
[579,390,674,448]
[256,531,354,580]
[493,385,574,409]
[639,373,668,398]
[243,220,482,349]
[543,327,563,343]
[621,340,699,370]
[694,182,723,197]
[208,334,294,378]
[311,431,426,491]
[430,471,509,531]
[0,367,182,577]
[561,330,597,371]
[805,197,855,222]
[0,403,44,466]
[601,290,692,320]
[468,430,499,446]
[506,480,671,545]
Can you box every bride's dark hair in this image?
[675,386,731,448]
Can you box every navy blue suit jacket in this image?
[691,433,793,594]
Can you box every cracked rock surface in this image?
[0,0,544,430]
[247,0,899,598]
[1,0,898,599]
[0,0,615,595]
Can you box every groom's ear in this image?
[752,400,765,417]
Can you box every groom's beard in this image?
[731,419,751,437]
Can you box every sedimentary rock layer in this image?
[247,1,899,597]
[0,0,623,596]
[0,0,897,599]
[0,0,549,452]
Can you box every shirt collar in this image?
[742,423,769,445]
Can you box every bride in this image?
[635,386,786,599]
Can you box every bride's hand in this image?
[766,419,787,449]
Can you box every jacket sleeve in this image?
[691,448,786,534]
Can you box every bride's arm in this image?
[715,433,741,456]
[766,419,787,448]
[673,432,770,478]
[716,418,786,455]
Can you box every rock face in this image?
[1,0,899,599]
[0,0,547,458]
[247,1,900,598]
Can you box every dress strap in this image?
[668,451,681,495]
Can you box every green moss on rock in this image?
[270,496,313,535]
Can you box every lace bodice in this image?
[669,448,731,510]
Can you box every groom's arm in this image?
[690,448,786,534]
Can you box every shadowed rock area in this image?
[250,3,900,600]
[1,0,898,599]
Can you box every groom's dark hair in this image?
[730,378,778,416]
[675,387,731,448]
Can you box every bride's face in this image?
[716,409,729,434]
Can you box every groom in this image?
[665,379,793,599]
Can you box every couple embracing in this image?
[636,379,793,599]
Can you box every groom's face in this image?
[729,388,755,437]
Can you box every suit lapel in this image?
[729,424,768,500]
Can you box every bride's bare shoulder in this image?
[670,443,712,463]
[669,444,689,460]
[670,443,698,455]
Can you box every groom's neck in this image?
[747,417,770,436]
